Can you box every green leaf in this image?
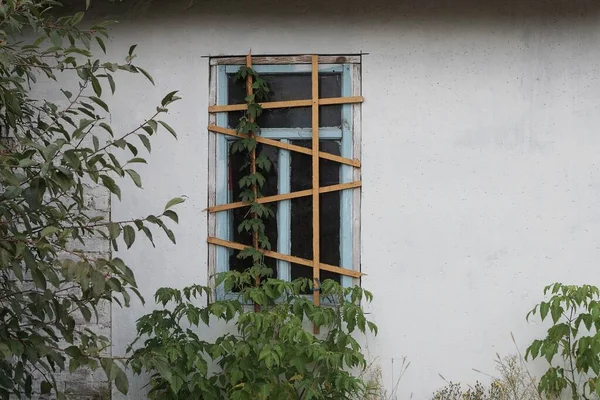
[23,178,47,209]
[92,270,106,297]
[540,301,550,321]
[99,122,114,136]
[71,11,85,25]
[164,228,176,244]
[1,169,20,186]
[65,47,93,57]
[91,76,102,97]
[126,142,138,156]
[544,342,558,363]
[101,358,119,380]
[108,223,121,239]
[96,36,106,53]
[138,134,151,152]
[146,120,158,132]
[123,225,135,249]
[162,210,178,223]
[161,91,179,106]
[158,120,177,138]
[137,67,155,85]
[89,96,109,112]
[80,304,92,322]
[367,321,378,335]
[106,74,116,94]
[100,175,121,199]
[527,339,542,360]
[125,170,142,188]
[50,31,62,47]
[40,381,52,394]
[40,226,60,238]
[165,197,185,210]
[551,304,564,324]
[112,258,137,287]
[31,268,46,290]
[115,367,129,394]
[142,227,155,247]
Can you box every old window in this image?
[208,55,362,300]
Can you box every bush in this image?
[0,0,181,397]
[526,283,600,399]
[128,274,378,400]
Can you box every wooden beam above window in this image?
[209,55,361,66]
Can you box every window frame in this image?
[208,56,362,300]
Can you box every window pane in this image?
[227,73,342,128]
[289,141,341,284]
[228,143,278,275]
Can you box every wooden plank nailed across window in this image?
[311,55,321,334]
[207,125,361,168]
[209,55,361,66]
[208,96,364,113]
[206,181,362,213]
[207,237,363,279]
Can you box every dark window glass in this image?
[228,143,278,276]
[227,73,342,128]
[289,140,341,284]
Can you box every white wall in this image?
[98,0,600,397]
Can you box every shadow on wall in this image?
[65,0,600,22]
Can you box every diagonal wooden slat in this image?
[208,125,361,168]
[206,181,362,213]
[207,237,363,278]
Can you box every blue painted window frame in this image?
[214,62,357,300]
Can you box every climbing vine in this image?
[228,66,275,293]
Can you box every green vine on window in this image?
[227,67,276,291]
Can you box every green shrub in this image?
[526,283,600,399]
[0,0,181,397]
[128,274,377,400]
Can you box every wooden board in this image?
[206,237,363,279]
[210,55,361,65]
[207,181,362,213]
[311,55,321,333]
[207,64,218,299]
[208,96,364,113]
[207,125,361,168]
[352,63,363,287]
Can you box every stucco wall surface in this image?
[85,0,600,398]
